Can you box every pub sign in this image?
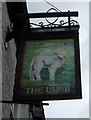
[13,26,82,101]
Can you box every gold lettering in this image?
[67,86,70,92]
[64,86,70,92]
[56,86,62,92]
[45,87,49,93]
[25,86,71,94]
[31,88,37,93]
[37,87,43,93]
[25,88,30,94]
[64,86,68,92]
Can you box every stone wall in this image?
[0,1,2,120]
[1,2,30,119]
[2,2,16,118]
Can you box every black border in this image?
[13,26,82,102]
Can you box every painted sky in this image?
[26,1,89,118]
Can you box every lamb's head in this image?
[55,49,67,59]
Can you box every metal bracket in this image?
[0,100,49,106]
[5,23,14,42]
[19,10,79,29]
[4,24,14,50]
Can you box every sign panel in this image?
[13,27,82,101]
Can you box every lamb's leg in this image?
[49,67,57,81]
[34,62,43,81]
[35,71,41,81]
